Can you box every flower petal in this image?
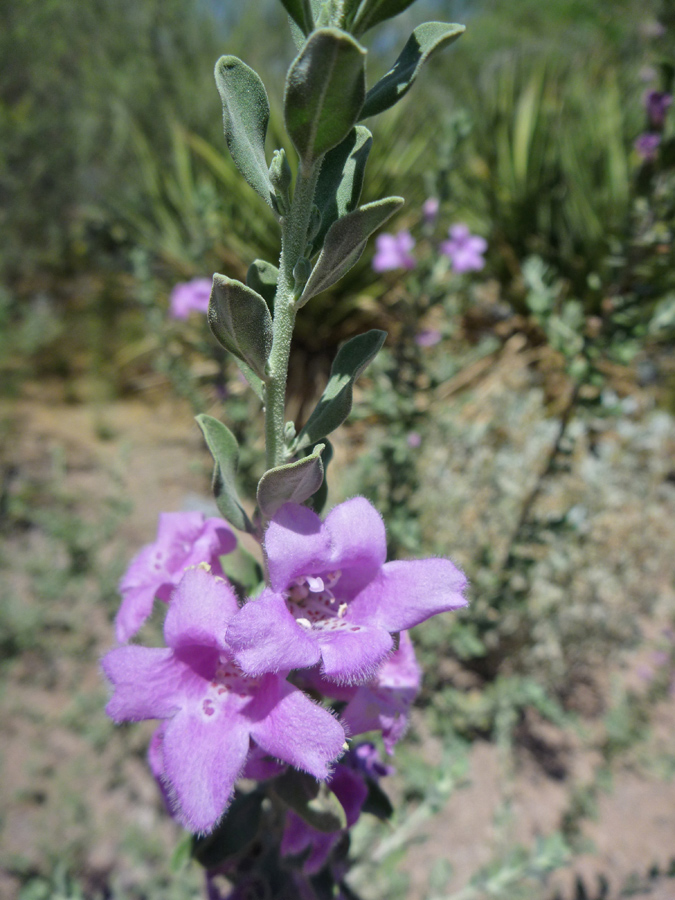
[246,676,345,780]
[264,504,330,592]
[164,567,239,651]
[330,764,368,827]
[349,557,467,632]
[102,646,186,721]
[115,584,160,644]
[161,706,250,833]
[322,497,387,597]
[226,589,321,675]
[315,622,393,684]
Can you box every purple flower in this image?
[116,511,236,643]
[103,567,346,834]
[225,498,467,684]
[345,741,395,780]
[407,431,422,449]
[644,90,672,128]
[305,632,421,753]
[415,328,442,347]
[169,278,213,319]
[281,764,368,874]
[422,197,440,224]
[372,231,416,272]
[440,224,487,273]
[635,132,661,161]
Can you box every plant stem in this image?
[265,162,320,471]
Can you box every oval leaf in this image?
[215,56,274,206]
[351,0,418,35]
[310,125,373,254]
[298,197,403,305]
[361,22,465,119]
[257,443,325,519]
[284,28,366,167]
[196,414,254,534]
[295,330,386,449]
[307,438,333,514]
[278,0,314,34]
[246,259,279,311]
[208,275,273,380]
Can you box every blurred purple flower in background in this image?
[441,224,487,273]
[635,132,662,161]
[170,278,213,319]
[407,431,422,449]
[372,230,416,272]
[644,89,672,127]
[415,328,442,347]
[422,197,440,224]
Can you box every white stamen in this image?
[296,617,313,629]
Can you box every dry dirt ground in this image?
[1,384,674,900]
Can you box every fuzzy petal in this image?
[315,623,393,684]
[115,583,160,644]
[265,504,330,592]
[246,676,345,780]
[330,764,368,827]
[161,707,250,833]
[265,498,386,596]
[226,589,321,675]
[102,646,186,721]
[349,558,467,632]
[164,567,239,651]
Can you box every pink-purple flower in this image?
[415,328,442,348]
[372,230,416,272]
[226,498,467,685]
[169,278,213,319]
[303,631,421,753]
[644,89,672,128]
[635,132,662,161]
[116,511,236,643]
[103,567,346,834]
[422,197,440,224]
[440,224,487,273]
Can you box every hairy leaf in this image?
[196,415,254,534]
[351,0,417,35]
[310,125,372,254]
[215,56,274,206]
[295,330,386,449]
[192,790,264,868]
[208,275,273,380]
[299,197,403,305]
[246,259,279,311]
[257,443,325,518]
[361,22,465,119]
[285,28,366,167]
[278,0,314,34]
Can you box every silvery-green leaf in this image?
[351,0,418,35]
[246,259,279,311]
[310,125,372,254]
[278,0,314,34]
[196,415,254,534]
[215,56,274,206]
[295,330,386,449]
[307,438,333,514]
[284,28,366,167]
[257,443,325,519]
[299,197,403,305]
[361,22,465,119]
[208,275,273,380]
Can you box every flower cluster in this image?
[635,85,672,162]
[102,498,467,835]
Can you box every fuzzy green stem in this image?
[265,162,321,471]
